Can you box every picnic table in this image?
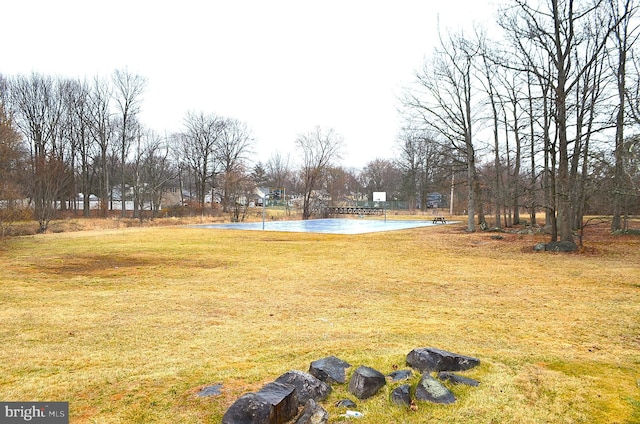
[432,216,447,224]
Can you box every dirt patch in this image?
[35,254,156,276]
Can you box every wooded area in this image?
[402,0,640,245]
[1,0,639,243]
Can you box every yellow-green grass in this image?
[0,220,639,423]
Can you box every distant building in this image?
[426,192,445,208]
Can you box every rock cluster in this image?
[220,347,480,423]
[406,347,480,373]
[221,371,329,424]
[533,241,578,252]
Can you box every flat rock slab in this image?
[348,366,386,399]
[437,371,480,387]
[197,383,222,397]
[334,399,357,408]
[309,356,351,384]
[274,370,331,405]
[221,381,298,424]
[406,347,480,372]
[415,374,456,404]
[387,369,413,382]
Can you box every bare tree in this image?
[112,68,146,217]
[30,153,74,231]
[180,111,224,211]
[395,128,424,210]
[610,0,639,230]
[168,132,192,210]
[58,78,94,216]
[360,159,402,205]
[263,151,294,214]
[8,73,71,232]
[0,99,29,236]
[624,136,640,212]
[216,118,254,212]
[403,30,485,231]
[129,124,146,219]
[501,71,527,227]
[500,0,618,245]
[324,165,359,205]
[131,129,174,219]
[521,71,541,226]
[570,25,610,233]
[478,41,506,228]
[295,126,343,219]
[86,75,114,216]
[265,151,293,192]
[226,167,255,222]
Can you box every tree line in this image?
[0,69,396,232]
[401,0,640,246]
[1,0,640,241]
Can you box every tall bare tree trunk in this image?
[610,0,635,231]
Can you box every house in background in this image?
[426,192,445,208]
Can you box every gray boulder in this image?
[406,347,480,372]
[221,382,298,424]
[294,399,328,424]
[546,241,578,252]
[437,371,480,387]
[309,356,351,384]
[221,393,272,424]
[348,366,386,399]
[415,374,456,404]
[274,370,331,405]
[390,384,412,407]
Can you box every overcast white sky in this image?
[3,0,499,169]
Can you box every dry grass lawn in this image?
[0,216,639,423]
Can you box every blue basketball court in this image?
[194,218,452,235]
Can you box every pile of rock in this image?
[533,241,578,252]
[221,347,480,423]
